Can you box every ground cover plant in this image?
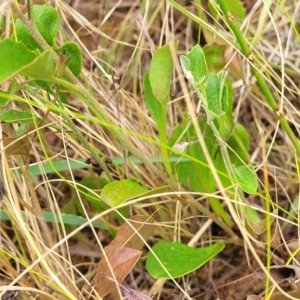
[0,0,300,299]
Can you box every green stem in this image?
[216,0,300,155]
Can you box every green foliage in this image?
[0,109,37,124]
[233,165,258,194]
[1,1,262,287]
[76,176,129,221]
[0,92,11,107]
[170,120,216,193]
[144,73,165,133]
[173,44,259,226]
[59,42,82,77]
[146,240,225,278]
[148,42,178,102]
[205,73,228,122]
[14,5,60,50]
[0,40,34,82]
[101,180,148,207]
[0,5,81,86]
[0,40,55,82]
[144,41,179,175]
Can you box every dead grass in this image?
[1,0,300,299]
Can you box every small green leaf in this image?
[59,42,82,77]
[101,180,148,207]
[76,176,129,220]
[205,73,228,121]
[0,109,35,123]
[0,40,36,83]
[146,240,225,278]
[233,165,258,194]
[15,5,60,50]
[186,45,207,83]
[149,41,178,102]
[216,77,233,140]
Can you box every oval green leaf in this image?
[77,176,129,220]
[101,180,148,207]
[149,41,178,102]
[186,45,207,84]
[146,240,225,278]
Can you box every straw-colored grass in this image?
[1,0,300,299]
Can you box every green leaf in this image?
[144,70,171,175]
[76,176,129,220]
[101,180,148,207]
[146,240,225,278]
[0,40,54,82]
[15,5,60,50]
[0,109,36,123]
[21,49,54,79]
[149,41,178,102]
[169,120,233,226]
[233,165,258,194]
[205,73,228,121]
[59,42,82,77]
[144,72,165,132]
[216,77,233,140]
[0,40,36,83]
[186,44,207,84]
[170,120,216,194]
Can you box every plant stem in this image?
[216,0,300,155]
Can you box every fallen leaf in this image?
[93,247,142,297]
